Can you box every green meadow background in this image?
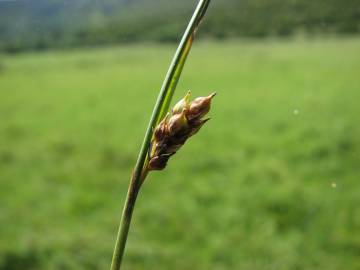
[1,37,360,269]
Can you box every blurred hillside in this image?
[0,0,359,52]
[0,0,360,52]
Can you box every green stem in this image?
[110,171,145,270]
[110,1,211,269]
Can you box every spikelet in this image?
[148,91,216,170]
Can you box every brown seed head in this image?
[148,91,215,171]
[188,92,216,121]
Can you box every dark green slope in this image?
[0,0,358,52]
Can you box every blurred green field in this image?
[0,37,360,270]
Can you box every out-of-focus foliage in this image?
[0,37,360,269]
[0,0,359,52]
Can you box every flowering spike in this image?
[148,91,215,171]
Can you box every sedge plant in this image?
[110,1,213,269]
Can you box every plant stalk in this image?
[110,1,211,269]
[110,170,146,270]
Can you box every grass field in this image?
[1,37,360,270]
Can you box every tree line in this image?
[0,0,359,53]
